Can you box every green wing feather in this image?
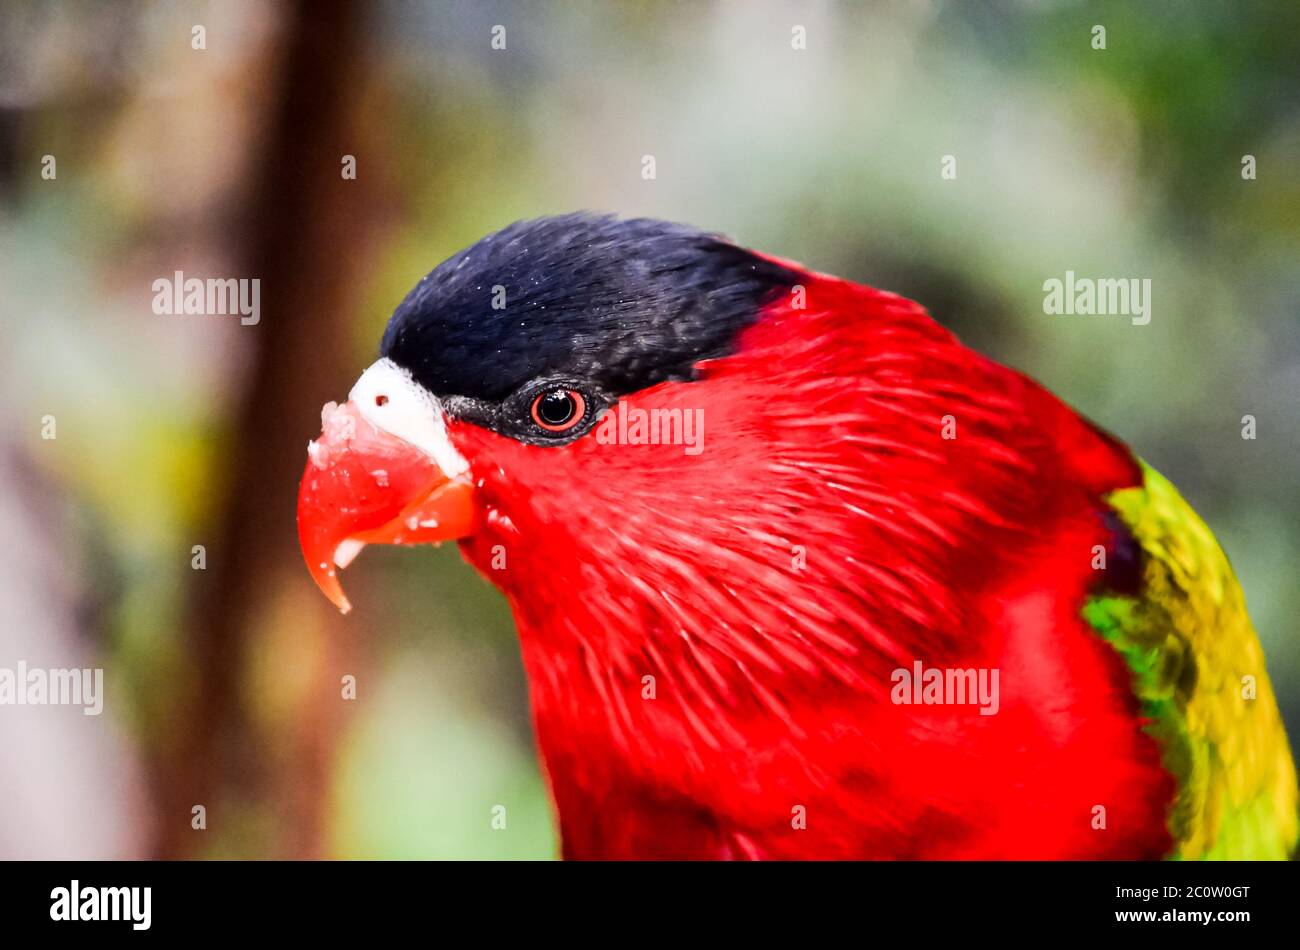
[1083,462,1298,859]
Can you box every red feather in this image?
[450,269,1173,859]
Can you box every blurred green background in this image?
[0,0,1296,858]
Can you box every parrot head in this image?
[296,213,807,615]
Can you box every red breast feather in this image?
[451,270,1174,859]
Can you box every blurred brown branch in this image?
[153,0,376,860]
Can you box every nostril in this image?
[375,394,389,407]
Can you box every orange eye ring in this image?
[530,389,586,432]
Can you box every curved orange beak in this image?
[296,400,475,613]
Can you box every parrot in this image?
[296,212,1298,860]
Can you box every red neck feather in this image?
[450,272,1172,858]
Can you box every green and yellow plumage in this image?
[1084,463,1298,859]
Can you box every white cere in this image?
[348,358,469,479]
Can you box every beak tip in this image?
[302,546,355,615]
[323,578,354,615]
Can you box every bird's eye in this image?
[374,394,389,407]
[530,389,586,432]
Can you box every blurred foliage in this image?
[0,0,1295,858]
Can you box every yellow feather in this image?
[1103,464,1297,859]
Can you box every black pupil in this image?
[538,390,577,427]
